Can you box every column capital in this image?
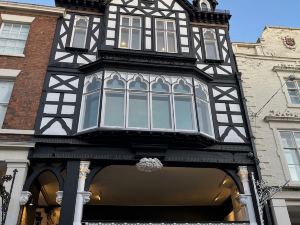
[79,161,90,179]
[238,166,249,182]
[78,191,92,204]
[19,191,31,205]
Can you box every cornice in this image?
[264,110,300,122]
[272,65,300,72]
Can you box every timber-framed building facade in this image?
[17,0,266,225]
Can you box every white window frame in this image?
[286,80,300,105]
[118,15,142,50]
[0,79,15,128]
[279,130,300,182]
[155,19,177,53]
[203,28,220,60]
[199,0,212,11]
[70,15,89,49]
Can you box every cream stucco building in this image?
[233,26,300,225]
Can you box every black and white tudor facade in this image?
[19,0,265,225]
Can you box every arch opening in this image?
[83,166,248,223]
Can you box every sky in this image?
[4,0,300,42]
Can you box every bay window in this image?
[280,131,300,181]
[79,72,214,138]
[119,16,142,50]
[203,28,220,60]
[71,16,89,49]
[155,19,177,53]
[0,80,14,128]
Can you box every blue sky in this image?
[5,0,300,42]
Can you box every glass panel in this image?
[156,20,164,30]
[129,77,147,90]
[157,31,165,51]
[294,132,300,147]
[290,96,300,104]
[152,95,172,129]
[121,17,130,26]
[287,81,297,89]
[174,80,191,94]
[103,92,125,127]
[204,30,215,40]
[195,86,208,101]
[284,150,300,165]
[106,76,125,89]
[174,96,195,130]
[205,41,219,60]
[152,79,169,93]
[167,32,176,53]
[288,90,300,104]
[0,105,8,127]
[82,92,100,129]
[297,81,300,89]
[132,18,141,28]
[76,19,88,28]
[197,99,213,136]
[280,131,295,148]
[131,29,141,50]
[128,94,148,128]
[72,28,86,48]
[120,28,129,48]
[167,22,175,31]
[288,165,300,181]
[0,81,14,103]
[86,78,101,93]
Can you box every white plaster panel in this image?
[106,40,115,46]
[178,13,186,19]
[107,20,116,28]
[180,37,188,45]
[231,115,243,123]
[60,56,74,63]
[179,20,187,26]
[64,93,76,102]
[180,27,188,35]
[109,13,117,19]
[43,121,67,135]
[107,30,116,38]
[224,130,244,143]
[229,104,241,112]
[94,18,101,23]
[146,17,151,29]
[217,114,229,123]
[61,105,75,114]
[109,5,117,12]
[46,93,60,102]
[215,103,227,111]
[146,37,152,49]
[181,47,189,53]
[44,104,58,114]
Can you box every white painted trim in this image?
[0,53,25,58]
[0,142,34,148]
[0,2,65,16]
[0,129,34,134]
[0,69,21,79]
[1,13,35,23]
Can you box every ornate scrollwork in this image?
[136,158,163,173]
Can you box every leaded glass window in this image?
[119,16,142,50]
[203,29,220,60]
[71,16,89,49]
[155,20,177,53]
[0,81,14,128]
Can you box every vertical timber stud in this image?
[73,161,91,225]
[238,166,258,225]
[59,161,80,225]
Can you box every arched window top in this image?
[129,77,148,91]
[199,0,211,11]
[174,80,192,94]
[85,77,101,93]
[204,29,216,40]
[76,18,88,28]
[151,78,170,93]
[106,75,125,89]
[195,85,208,101]
[201,3,208,11]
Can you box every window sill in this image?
[0,129,34,135]
[287,181,300,187]
[287,103,300,108]
[65,46,89,53]
[0,53,25,58]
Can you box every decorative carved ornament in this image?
[78,191,92,204]
[56,191,63,205]
[79,161,90,179]
[136,158,163,173]
[282,36,296,49]
[265,110,300,122]
[19,191,32,206]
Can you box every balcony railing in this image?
[83,222,250,225]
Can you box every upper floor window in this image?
[0,80,14,128]
[119,16,142,50]
[286,80,300,104]
[79,72,214,138]
[199,0,212,11]
[0,22,30,55]
[203,29,220,60]
[155,19,177,53]
[280,131,300,181]
[71,16,89,49]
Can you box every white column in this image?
[238,166,258,225]
[4,161,29,225]
[73,161,92,225]
[271,199,291,225]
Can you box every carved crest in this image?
[282,36,296,49]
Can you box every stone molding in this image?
[0,69,21,79]
[1,13,35,23]
[265,110,300,122]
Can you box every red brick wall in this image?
[0,11,58,130]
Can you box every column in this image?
[73,161,91,225]
[238,166,258,225]
[271,199,291,225]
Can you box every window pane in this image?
[131,29,141,50]
[288,165,300,181]
[121,17,130,26]
[195,87,208,101]
[287,81,297,89]
[167,32,176,53]
[129,78,147,90]
[294,133,300,147]
[0,82,14,103]
[284,150,300,165]
[152,95,172,129]
[86,78,101,93]
[106,76,125,89]
[156,21,164,30]
[174,96,195,130]
[104,92,125,127]
[82,92,100,129]
[152,79,169,93]
[72,28,86,48]
[167,22,175,31]
[197,99,214,136]
[288,90,300,104]
[280,131,295,148]
[0,105,8,127]
[157,31,165,52]
[205,41,219,60]
[120,28,129,48]
[174,81,191,94]
[128,94,148,128]
[132,18,141,28]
